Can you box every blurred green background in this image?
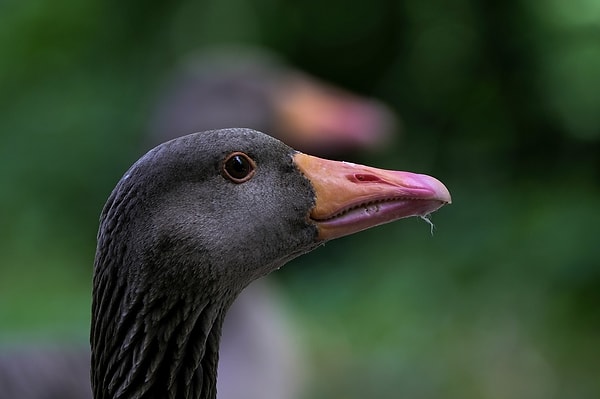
[1,0,599,398]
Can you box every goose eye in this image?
[222,152,256,183]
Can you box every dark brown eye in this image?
[222,152,256,183]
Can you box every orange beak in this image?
[273,75,395,153]
[293,153,451,241]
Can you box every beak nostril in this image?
[351,174,382,183]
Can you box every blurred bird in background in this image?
[147,47,395,155]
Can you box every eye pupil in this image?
[228,155,249,177]
[223,152,256,182]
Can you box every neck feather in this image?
[91,256,227,399]
[91,178,231,399]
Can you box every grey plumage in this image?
[92,129,319,399]
[0,347,91,399]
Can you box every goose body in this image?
[91,128,450,399]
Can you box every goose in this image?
[91,128,451,399]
